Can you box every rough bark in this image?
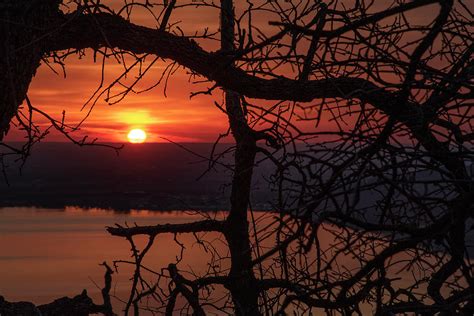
[220,1,260,314]
[0,0,60,139]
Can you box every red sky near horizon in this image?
[6,2,227,143]
[19,55,229,143]
[4,1,441,144]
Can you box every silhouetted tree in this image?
[1,0,473,315]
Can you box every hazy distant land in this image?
[0,143,275,211]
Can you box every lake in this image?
[0,207,224,309]
[1,206,466,314]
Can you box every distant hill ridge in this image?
[0,142,274,211]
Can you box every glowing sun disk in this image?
[127,129,147,143]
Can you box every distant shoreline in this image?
[0,142,276,212]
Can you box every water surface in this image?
[0,207,215,306]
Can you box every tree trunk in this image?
[220,1,261,315]
[0,0,59,139]
[224,90,260,315]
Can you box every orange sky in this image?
[5,2,226,143]
[4,1,441,144]
[18,56,229,143]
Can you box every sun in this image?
[127,128,147,143]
